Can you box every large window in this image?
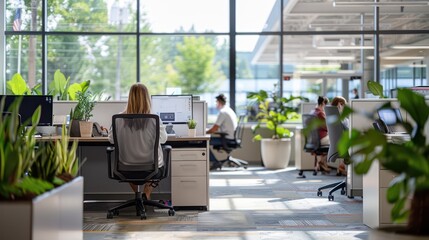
[2,0,428,120]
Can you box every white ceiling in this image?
[252,0,429,73]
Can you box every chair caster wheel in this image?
[113,210,119,216]
[341,189,346,195]
[168,209,175,216]
[107,211,114,219]
[317,191,322,197]
[328,195,334,201]
[298,171,303,176]
[313,171,317,176]
[140,213,147,220]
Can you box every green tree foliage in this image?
[171,36,224,94]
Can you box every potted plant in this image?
[187,119,197,137]
[338,86,429,238]
[247,84,308,169]
[69,91,95,137]
[48,69,91,100]
[0,97,83,240]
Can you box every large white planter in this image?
[260,138,291,169]
[369,227,428,240]
[0,176,83,240]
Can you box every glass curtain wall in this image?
[2,0,429,120]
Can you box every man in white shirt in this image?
[206,94,238,170]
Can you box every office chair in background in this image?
[301,114,330,177]
[106,114,175,219]
[316,106,349,201]
[212,115,248,170]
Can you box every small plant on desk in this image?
[187,119,197,137]
[187,119,197,129]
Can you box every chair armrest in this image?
[106,146,115,179]
[213,131,228,138]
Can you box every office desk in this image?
[362,134,410,228]
[41,135,210,210]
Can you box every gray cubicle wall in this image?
[348,98,403,197]
[53,100,207,136]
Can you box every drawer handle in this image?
[180,180,197,183]
[180,164,196,167]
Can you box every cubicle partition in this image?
[52,100,209,210]
[53,100,207,136]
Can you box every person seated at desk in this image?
[310,96,331,173]
[206,94,237,170]
[108,83,167,200]
[330,96,349,176]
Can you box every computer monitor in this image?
[151,95,193,124]
[377,108,403,126]
[0,95,53,126]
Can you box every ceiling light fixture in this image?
[304,56,355,61]
[383,56,425,60]
[316,46,374,50]
[391,45,429,49]
[409,64,427,67]
[333,1,429,7]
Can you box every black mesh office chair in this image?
[212,115,248,169]
[301,114,330,177]
[106,114,175,219]
[316,106,349,201]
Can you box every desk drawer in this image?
[172,161,207,177]
[172,176,207,206]
[380,170,398,188]
[172,149,207,161]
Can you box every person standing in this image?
[206,94,238,170]
[352,88,359,99]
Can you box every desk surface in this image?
[39,135,211,143]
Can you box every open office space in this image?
[1,1,429,240]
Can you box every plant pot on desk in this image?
[69,120,93,137]
[188,129,196,137]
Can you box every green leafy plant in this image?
[338,88,429,235]
[187,119,197,129]
[247,84,308,140]
[48,69,91,100]
[6,73,41,95]
[71,91,95,121]
[55,124,79,182]
[367,80,386,98]
[0,97,53,200]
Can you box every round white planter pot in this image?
[369,227,428,240]
[260,138,291,169]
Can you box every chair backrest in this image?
[234,115,246,146]
[111,114,160,181]
[302,113,323,152]
[324,106,349,162]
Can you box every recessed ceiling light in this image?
[304,56,355,61]
[383,56,425,60]
[316,46,374,50]
[391,45,429,49]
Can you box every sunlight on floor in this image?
[210,178,281,187]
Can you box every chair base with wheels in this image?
[210,115,248,170]
[316,178,346,201]
[106,184,175,220]
[211,155,248,170]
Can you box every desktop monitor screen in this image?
[377,108,403,126]
[151,95,193,124]
[0,95,53,126]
